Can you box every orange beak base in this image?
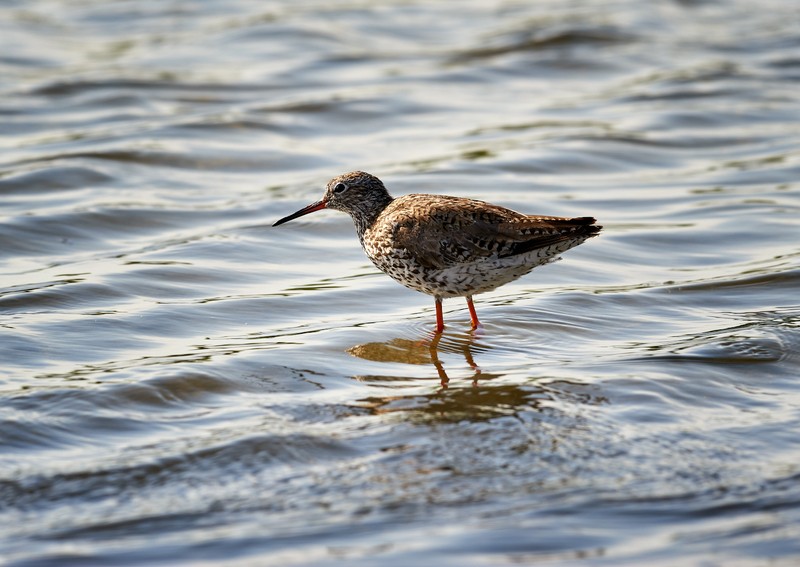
[273,199,328,226]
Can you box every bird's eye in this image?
[333,182,347,194]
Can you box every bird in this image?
[273,171,600,333]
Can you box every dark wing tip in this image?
[500,218,601,258]
[565,217,601,236]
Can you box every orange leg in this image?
[466,296,480,330]
[435,297,445,333]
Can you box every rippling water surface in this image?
[2,0,800,565]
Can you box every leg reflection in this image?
[427,332,449,387]
[348,332,483,388]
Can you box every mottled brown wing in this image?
[388,195,599,269]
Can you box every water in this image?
[2,0,799,565]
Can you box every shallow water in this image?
[2,0,800,565]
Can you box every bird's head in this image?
[273,171,392,227]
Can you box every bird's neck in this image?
[351,194,394,239]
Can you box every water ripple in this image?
[2,0,800,565]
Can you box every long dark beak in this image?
[273,199,327,226]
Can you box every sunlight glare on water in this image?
[1,0,800,565]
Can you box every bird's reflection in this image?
[347,331,484,388]
[346,331,606,424]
